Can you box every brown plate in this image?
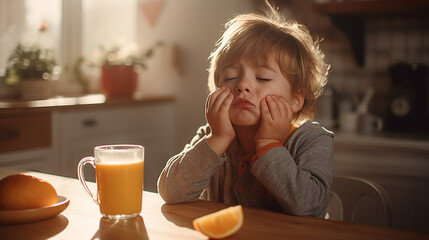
[0,195,70,224]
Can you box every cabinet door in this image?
[53,103,176,192]
[0,111,53,173]
[0,148,53,173]
[0,112,51,153]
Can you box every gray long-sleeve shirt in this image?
[157,121,334,217]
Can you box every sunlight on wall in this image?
[82,0,137,56]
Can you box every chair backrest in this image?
[327,175,392,227]
[327,191,343,221]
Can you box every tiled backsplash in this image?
[309,13,429,122]
[366,17,428,73]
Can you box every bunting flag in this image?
[140,0,166,27]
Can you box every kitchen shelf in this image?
[334,132,429,152]
[313,0,429,67]
[314,0,429,17]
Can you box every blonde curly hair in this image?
[208,2,330,121]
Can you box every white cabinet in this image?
[53,102,176,192]
[333,134,429,233]
[0,148,53,173]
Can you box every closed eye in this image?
[256,77,271,81]
[224,77,237,81]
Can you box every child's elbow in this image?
[157,181,188,204]
[158,191,176,205]
[159,194,180,205]
[157,182,178,204]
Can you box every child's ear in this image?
[291,92,304,113]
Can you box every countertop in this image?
[0,94,175,115]
[334,131,429,153]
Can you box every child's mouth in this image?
[232,98,254,108]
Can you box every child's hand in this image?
[255,95,293,150]
[205,87,235,155]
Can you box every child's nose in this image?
[236,77,251,93]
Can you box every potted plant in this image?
[4,43,59,100]
[97,41,162,97]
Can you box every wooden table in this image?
[0,167,428,240]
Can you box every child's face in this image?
[218,57,299,127]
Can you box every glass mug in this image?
[78,144,144,219]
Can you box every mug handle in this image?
[77,157,100,205]
[374,117,383,133]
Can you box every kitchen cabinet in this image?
[0,95,176,192]
[0,110,54,173]
[313,0,429,66]
[333,133,429,233]
[0,148,53,173]
[0,112,51,152]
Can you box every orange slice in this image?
[193,205,243,239]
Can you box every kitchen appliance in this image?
[386,62,429,134]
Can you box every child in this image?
[158,2,333,218]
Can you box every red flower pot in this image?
[101,65,137,97]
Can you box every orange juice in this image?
[95,160,144,216]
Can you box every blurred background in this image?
[1,0,428,144]
[0,0,428,233]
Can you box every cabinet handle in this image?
[0,130,20,141]
[82,118,97,127]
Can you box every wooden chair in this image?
[327,175,392,227]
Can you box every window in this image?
[0,0,137,80]
[0,0,61,76]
